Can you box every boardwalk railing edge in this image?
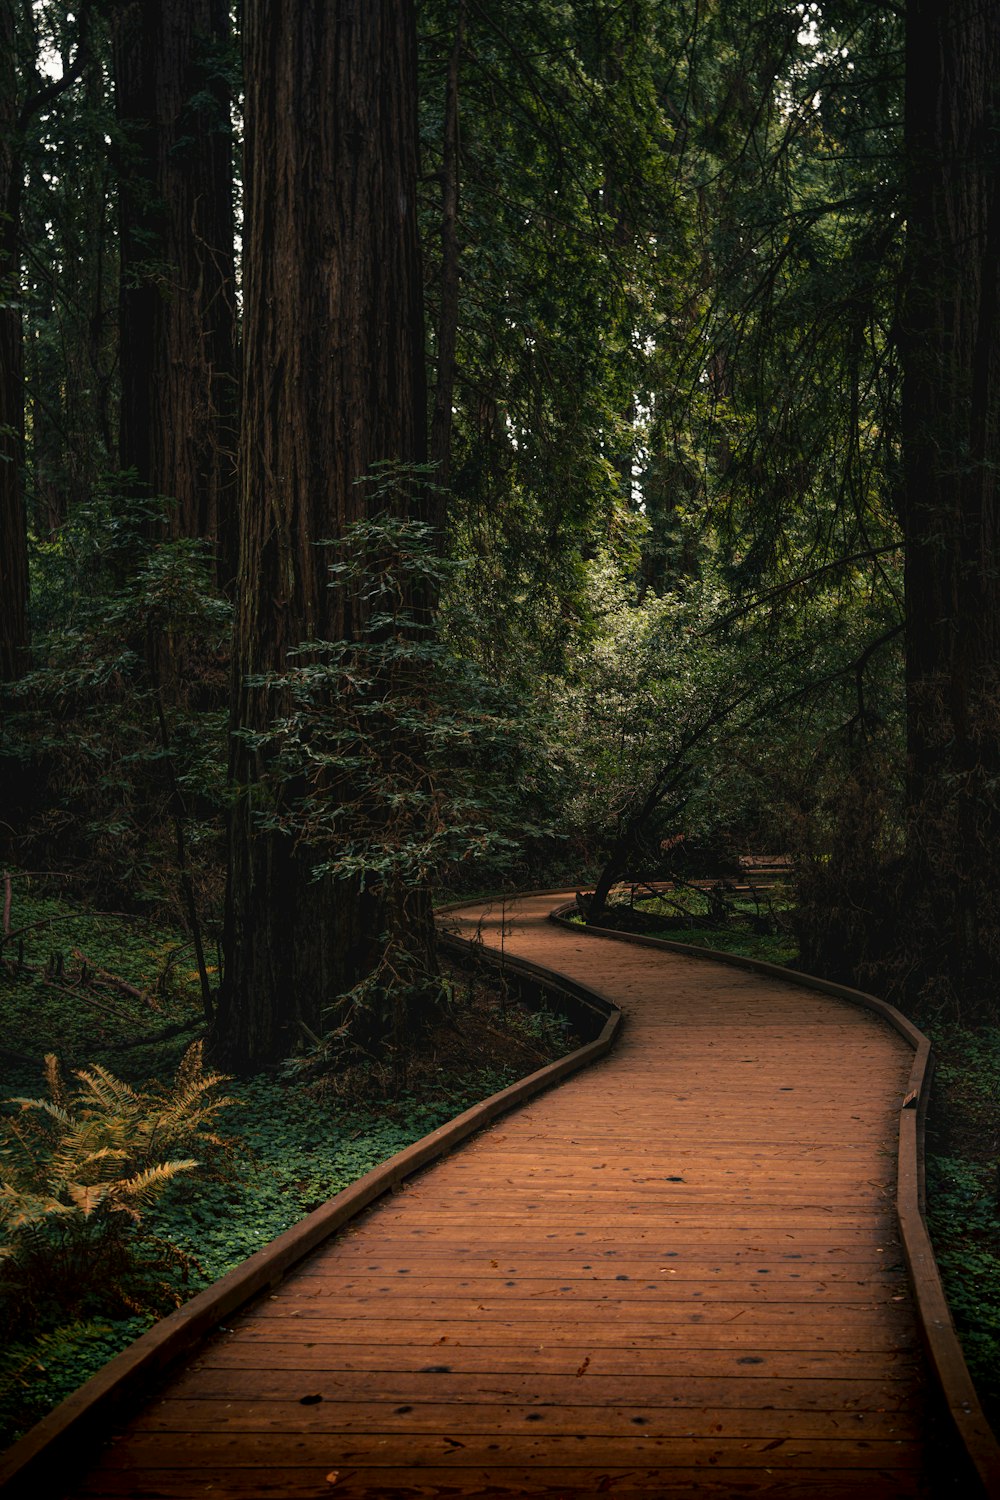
[549,898,1000,1499]
[0,924,622,1500]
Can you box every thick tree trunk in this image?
[0,0,30,682]
[113,0,237,586]
[429,0,463,491]
[899,0,1000,1014]
[218,0,430,1071]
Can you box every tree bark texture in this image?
[219,0,429,1070]
[429,0,463,489]
[0,0,30,682]
[113,0,237,585]
[900,0,1000,1012]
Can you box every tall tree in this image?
[113,0,237,585]
[23,13,119,535]
[217,0,430,1070]
[1,1,90,680]
[899,0,1000,1015]
[0,0,29,681]
[428,0,463,487]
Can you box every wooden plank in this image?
[278,1275,909,1301]
[72,1463,928,1499]
[132,1398,922,1442]
[90,1429,926,1470]
[190,1341,924,1380]
[321,1245,905,1266]
[439,1157,894,1173]
[228,1320,918,1351]
[393,1185,896,1203]
[240,1298,916,1329]
[167,1367,921,1407]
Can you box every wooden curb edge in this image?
[0,926,622,1498]
[549,899,1000,1499]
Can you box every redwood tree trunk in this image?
[113,0,237,586]
[0,0,30,682]
[429,0,463,489]
[900,0,1000,1014]
[218,0,430,1070]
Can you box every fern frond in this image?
[72,1065,142,1117]
[105,1159,198,1217]
[173,1040,205,1093]
[43,1054,67,1110]
[0,1190,74,1230]
[6,1098,73,1127]
[1,1046,237,1334]
[66,1181,111,1217]
[76,1146,131,1171]
[48,1133,129,1189]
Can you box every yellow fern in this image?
[1,1046,235,1331]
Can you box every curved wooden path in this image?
[5,891,991,1496]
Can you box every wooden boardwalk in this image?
[54,893,956,1496]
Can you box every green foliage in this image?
[235,496,575,1056]
[578,885,798,967]
[545,549,903,891]
[0,1043,234,1333]
[0,1317,149,1452]
[419,0,686,677]
[926,1152,1000,1411]
[248,501,552,890]
[505,1004,576,1054]
[3,490,230,914]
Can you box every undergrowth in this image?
[924,1024,1000,1427]
[573,885,798,966]
[0,1045,233,1333]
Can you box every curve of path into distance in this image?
[7,889,985,1498]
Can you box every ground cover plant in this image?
[0,877,579,1450]
[924,1026,1000,1429]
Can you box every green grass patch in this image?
[1,882,208,1091]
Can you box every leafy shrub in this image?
[0,1043,234,1333]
